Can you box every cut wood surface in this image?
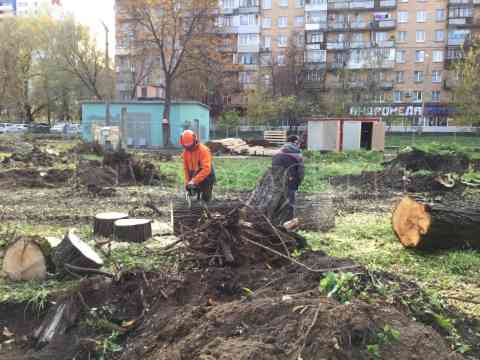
[392,196,480,249]
[94,212,129,239]
[114,218,152,243]
[52,231,104,277]
[1,237,50,281]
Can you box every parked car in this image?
[0,123,8,134]
[29,123,50,134]
[50,122,67,134]
[65,123,81,136]
[9,124,29,133]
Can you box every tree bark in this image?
[162,79,172,147]
[93,212,129,240]
[52,231,104,278]
[392,196,480,249]
[113,218,152,243]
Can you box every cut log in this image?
[392,196,480,249]
[295,194,335,232]
[33,295,80,348]
[114,218,152,243]
[52,231,104,278]
[93,212,129,239]
[1,237,52,281]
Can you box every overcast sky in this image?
[62,0,115,51]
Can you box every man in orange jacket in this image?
[180,129,216,202]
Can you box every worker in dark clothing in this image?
[272,135,305,220]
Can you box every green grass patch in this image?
[306,213,480,316]
[386,134,480,149]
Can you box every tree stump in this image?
[52,231,104,278]
[113,218,152,243]
[93,212,129,239]
[1,237,52,281]
[392,196,480,249]
[295,194,335,232]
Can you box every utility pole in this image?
[101,21,111,126]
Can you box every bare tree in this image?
[126,0,221,145]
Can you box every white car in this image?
[50,123,67,134]
[0,123,7,134]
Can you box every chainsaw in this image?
[185,183,200,209]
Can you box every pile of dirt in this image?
[69,141,104,157]
[1,252,472,360]
[0,168,73,188]
[1,146,58,167]
[385,148,471,174]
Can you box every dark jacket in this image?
[272,142,305,190]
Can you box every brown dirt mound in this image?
[0,168,73,188]
[0,253,476,360]
[385,148,470,174]
[244,139,273,147]
[1,146,57,167]
[69,141,104,156]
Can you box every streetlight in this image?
[101,20,111,126]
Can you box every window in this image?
[416,30,425,42]
[416,11,426,23]
[413,91,423,102]
[239,34,259,45]
[279,0,288,7]
[398,11,408,23]
[414,71,424,82]
[449,7,473,18]
[394,91,403,103]
[239,0,256,7]
[396,49,406,63]
[295,33,304,46]
[432,70,442,83]
[432,91,440,102]
[277,35,288,47]
[396,71,404,83]
[375,32,388,42]
[240,14,256,25]
[278,16,288,27]
[263,36,271,48]
[399,0,407,2]
[306,50,326,63]
[261,54,272,65]
[262,0,272,8]
[239,72,253,84]
[263,17,272,28]
[307,32,323,43]
[397,31,407,42]
[296,0,304,7]
[223,0,235,8]
[436,9,445,21]
[295,16,304,26]
[306,70,322,81]
[435,30,444,42]
[277,54,285,65]
[415,50,425,62]
[239,53,257,65]
[433,50,443,62]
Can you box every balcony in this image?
[327,42,348,49]
[374,40,395,47]
[305,2,328,11]
[443,77,459,89]
[372,19,396,29]
[376,0,396,7]
[351,41,373,48]
[350,80,367,88]
[259,46,272,52]
[448,0,471,4]
[305,21,328,30]
[448,17,476,26]
[238,6,260,13]
[380,80,394,89]
[350,21,370,29]
[328,22,349,30]
[304,80,326,90]
[237,43,260,53]
[115,47,130,56]
[447,37,466,45]
[219,7,236,14]
[327,0,374,9]
[237,24,261,33]
[215,26,238,34]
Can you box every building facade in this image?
[115,0,478,127]
[0,0,15,18]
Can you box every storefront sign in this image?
[350,104,424,117]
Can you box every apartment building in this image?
[115,0,477,125]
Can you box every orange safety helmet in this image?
[180,129,198,149]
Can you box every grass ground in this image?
[386,133,480,148]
